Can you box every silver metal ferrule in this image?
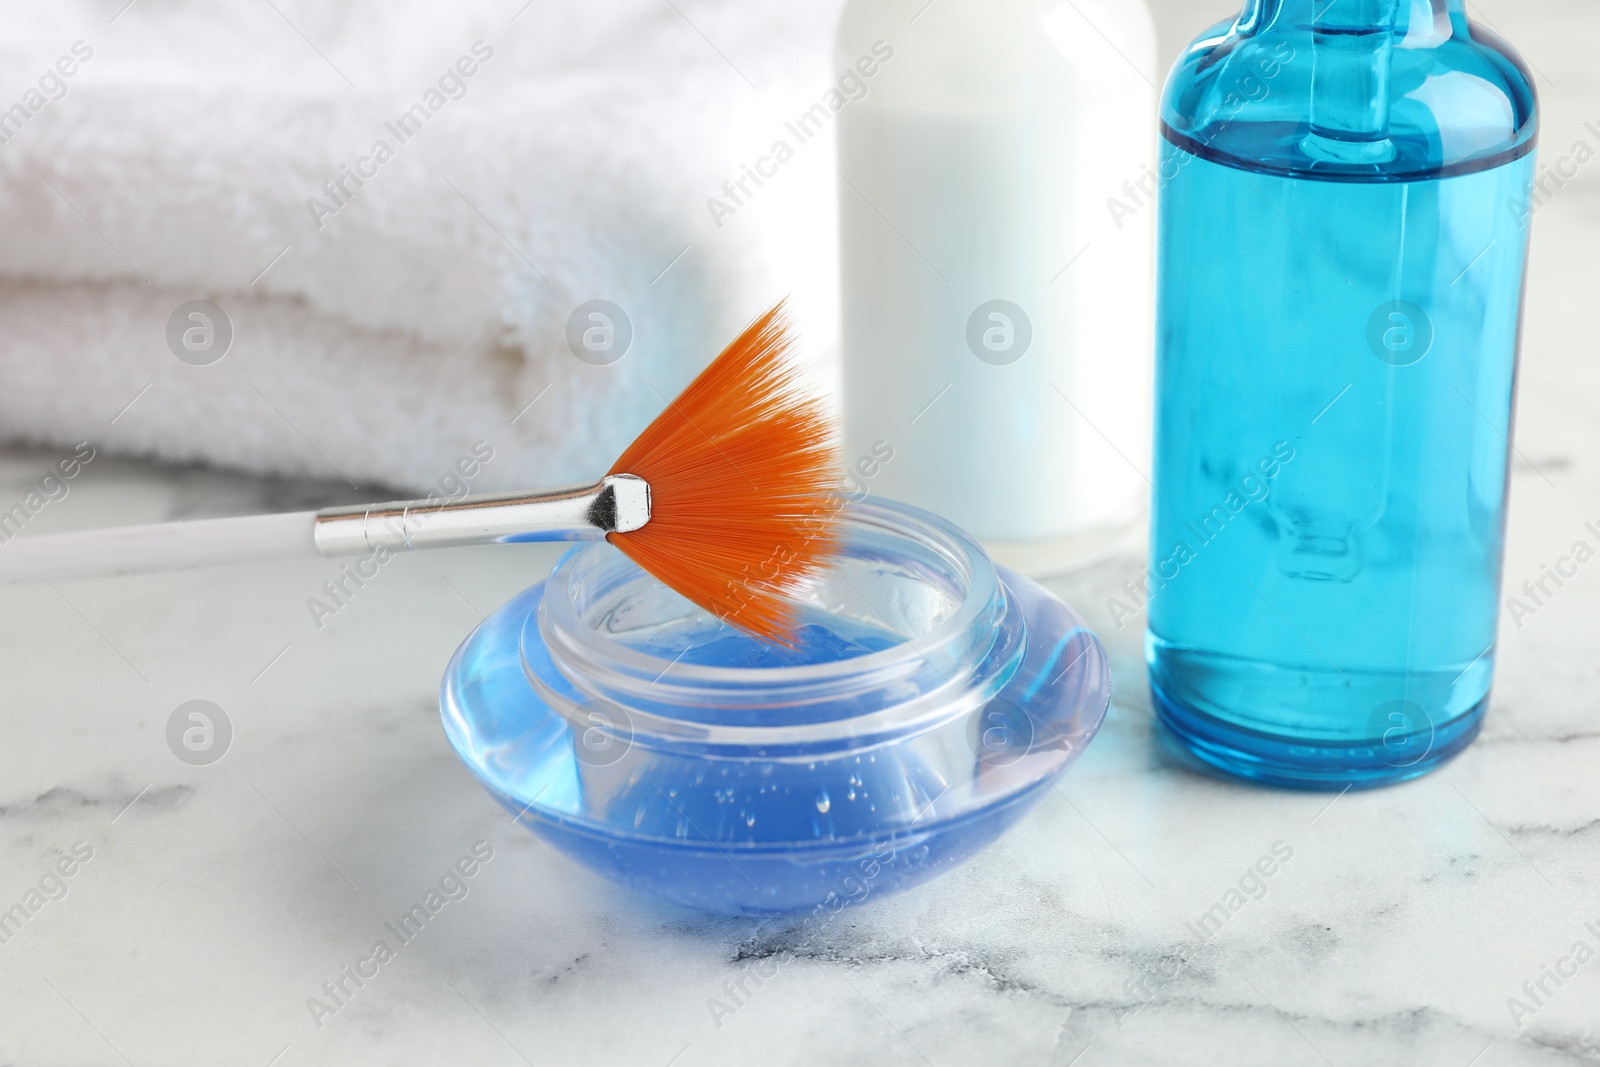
[311,473,650,558]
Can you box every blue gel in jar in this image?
[441,499,1110,915]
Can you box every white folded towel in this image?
[0,0,843,493]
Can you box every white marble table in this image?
[2,405,1597,1067]
[3,0,1598,1063]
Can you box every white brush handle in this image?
[0,512,318,583]
[0,475,653,584]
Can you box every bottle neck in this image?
[1160,0,1535,181]
[1237,0,1465,35]
[1239,0,1463,156]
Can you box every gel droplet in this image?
[815,791,831,814]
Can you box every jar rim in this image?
[533,498,1001,712]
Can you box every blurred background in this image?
[0,0,1583,503]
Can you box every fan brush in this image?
[0,300,842,645]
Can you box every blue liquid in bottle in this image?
[1148,0,1538,787]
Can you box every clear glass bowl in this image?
[440,499,1110,915]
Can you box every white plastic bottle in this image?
[836,0,1157,573]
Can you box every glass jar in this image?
[442,499,1110,915]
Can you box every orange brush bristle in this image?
[606,299,842,646]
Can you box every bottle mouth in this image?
[525,499,1013,751]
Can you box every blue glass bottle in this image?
[1147,0,1538,787]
